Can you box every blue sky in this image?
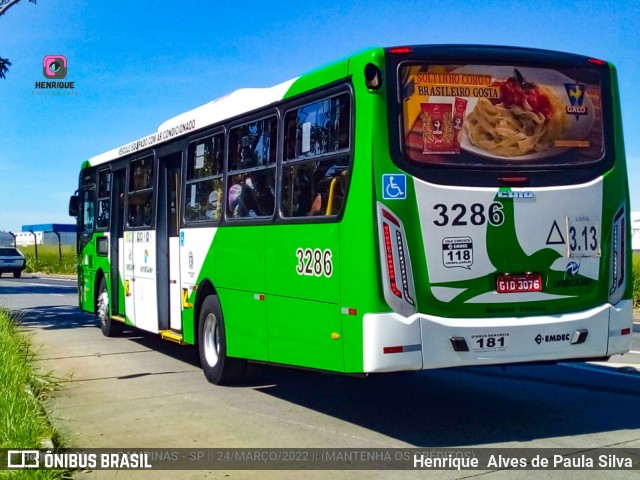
[0,0,638,232]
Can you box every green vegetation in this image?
[19,245,77,276]
[0,308,68,479]
[633,251,640,309]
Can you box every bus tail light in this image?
[377,203,417,317]
[609,206,626,304]
[388,46,413,55]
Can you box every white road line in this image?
[26,282,72,288]
[558,362,640,378]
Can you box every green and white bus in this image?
[70,45,633,384]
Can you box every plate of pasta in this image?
[454,66,595,160]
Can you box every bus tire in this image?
[198,295,245,385]
[97,277,122,337]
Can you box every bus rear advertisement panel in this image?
[400,63,604,165]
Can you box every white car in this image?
[0,247,27,278]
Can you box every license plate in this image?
[496,273,542,294]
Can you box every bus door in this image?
[124,155,158,332]
[156,153,183,332]
[110,168,126,317]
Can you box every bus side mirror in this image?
[68,194,79,217]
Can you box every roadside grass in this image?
[0,308,68,479]
[18,245,77,276]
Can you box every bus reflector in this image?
[382,207,400,226]
[341,307,357,316]
[254,294,265,301]
[609,206,625,304]
[621,328,631,336]
[331,333,340,340]
[383,344,421,354]
[588,57,606,65]
[383,346,403,354]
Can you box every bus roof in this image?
[87,77,298,167]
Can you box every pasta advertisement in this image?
[400,64,603,165]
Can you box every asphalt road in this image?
[1,275,639,479]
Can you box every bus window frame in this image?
[125,153,156,230]
[95,167,112,231]
[185,128,226,226]
[79,183,96,234]
[276,83,355,224]
[224,111,279,223]
[75,169,97,254]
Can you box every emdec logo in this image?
[43,55,67,79]
[535,333,570,345]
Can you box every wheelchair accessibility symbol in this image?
[382,174,407,200]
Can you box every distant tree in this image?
[0,57,11,79]
[0,0,37,79]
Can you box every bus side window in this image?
[226,117,277,220]
[280,91,352,219]
[186,135,224,223]
[96,169,111,229]
[281,158,350,218]
[81,188,95,231]
[307,165,348,216]
[127,155,154,228]
[227,171,274,218]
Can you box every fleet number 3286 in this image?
[295,248,333,278]
[433,202,505,227]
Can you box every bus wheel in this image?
[198,295,245,385]
[97,278,122,337]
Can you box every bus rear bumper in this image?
[362,300,633,373]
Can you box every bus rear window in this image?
[399,63,605,167]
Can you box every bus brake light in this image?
[377,203,417,317]
[383,223,402,299]
[388,47,413,55]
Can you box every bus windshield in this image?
[398,62,606,168]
